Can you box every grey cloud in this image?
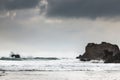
[0,0,40,10]
[46,0,120,18]
[1,0,120,19]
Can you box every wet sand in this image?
[0,71,120,80]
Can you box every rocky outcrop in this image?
[77,42,120,63]
[10,52,21,58]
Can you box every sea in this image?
[0,58,120,71]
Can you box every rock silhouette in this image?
[10,52,21,58]
[77,42,120,63]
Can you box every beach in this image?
[0,71,120,80]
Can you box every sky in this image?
[0,0,120,58]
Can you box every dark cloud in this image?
[46,0,120,18]
[1,0,120,18]
[0,0,40,10]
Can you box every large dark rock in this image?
[77,42,120,63]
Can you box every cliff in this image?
[77,42,120,63]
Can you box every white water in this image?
[0,58,120,71]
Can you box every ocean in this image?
[1,58,120,80]
[0,58,120,71]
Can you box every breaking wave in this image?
[0,58,120,71]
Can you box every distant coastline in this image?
[0,57,59,61]
[0,51,59,61]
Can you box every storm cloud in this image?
[1,0,120,19]
[0,0,40,10]
[46,0,120,18]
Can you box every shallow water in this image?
[0,71,120,80]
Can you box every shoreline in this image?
[0,71,120,80]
